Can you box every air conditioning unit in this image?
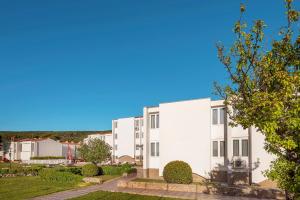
[233,159,246,169]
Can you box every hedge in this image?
[100,163,135,175]
[82,164,99,177]
[163,160,193,184]
[30,156,65,160]
[39,168,82,183]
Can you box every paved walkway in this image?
[31,175,270,200]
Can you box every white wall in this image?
[37,139,62,157]
[114,117,135,159]
[251,128,275,183]
[159,98,212,178]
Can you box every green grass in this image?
[0,176,88,200]
[99,175,120,182]
[71,191,185,200]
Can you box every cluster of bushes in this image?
[39,168,82,183]
[100,163,136,176]
[0,165,45,177]
[163,160,193,184]
[30,156,65,160]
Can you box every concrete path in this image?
[31,175,270,200]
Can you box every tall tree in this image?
[215,0,299,199]
[78,138,112,164]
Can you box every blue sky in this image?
[0,0,296,131]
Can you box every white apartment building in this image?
[142,98,274,184]
[112,117,144,164]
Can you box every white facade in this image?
[5,138,64,161]
[141,98,275,184]
[83,132,113,147]
[112,117,144,163]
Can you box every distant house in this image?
[4,138,63,161]
[83,132,113,147]
[61,141,80,160]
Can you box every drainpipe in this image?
[248,127,252,185]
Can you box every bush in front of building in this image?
[82,163,99,177]
[163,160,193,184]
[30,156,65,160]
[39,168,82,183]
[100,163,136,175]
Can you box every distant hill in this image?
[0,130,111,143]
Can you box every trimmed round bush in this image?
[82,164,99,177]
[163,160,193,184]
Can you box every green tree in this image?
[78,138,112,164]
[215,0,299,199]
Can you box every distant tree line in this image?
[0,130,111,143]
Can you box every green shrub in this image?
[39,168,82,183]
[100,164,135,176]
[30,156,65,160]
[55,166,82,175]
[163,160,193,184]
[82,164,99,177]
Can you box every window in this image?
[150,114,159,129]
[31,143,34,152]
[135,132,139,138]
[114,121,118,128]
[151,142,155,156]
[242,139,249,156]
[220,108,225,124]
[136,145,139,150]
[115,145,118,150]
[212,109,218,124]
[150,142,159,157]
[135,120,139,127]
[103,136,105,140]
[220,141,225,157]
[141,119,144,126]
[150,115,155,129]
[114,134,118,139]
[233,140,239,156]
[213,141,218,157]
[141,132,144,138]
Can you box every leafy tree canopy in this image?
[215,0,299,198]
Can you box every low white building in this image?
[5,138,63,161]
[142,98,274,184]
[112,117,144,164]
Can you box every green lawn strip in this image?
[95,174,120,182]
[0,176,87,200]
[71,190,185,200]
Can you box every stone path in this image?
[31,175,269,200]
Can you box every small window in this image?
[136,132,139,138]
[220,141,225,157]
[213,141,218,157]
[156,114,159,128]
[114,134,118,139]
[220,108,225,124]
[115,145,118,150]
[136,145,139,150]
[135,120,139,127]
[150,142,155,156]
[156,142,159,156]
[212,109,218,124]
[233,140,239,156]
[141,132,144,138]
[114,121,118,128]
[31,143,34,152]
[150,115,155,129]
[141,119,144,126]
[242,139,249,156]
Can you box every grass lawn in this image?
[0,176,89,200]
[71,190,184,200]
